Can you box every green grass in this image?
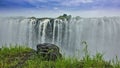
[0,45,120,68]
[23,54,113,68]
[0,45,33,68]
[0,45,32,56]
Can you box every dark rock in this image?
[36,43,62,61]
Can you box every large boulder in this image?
[36,43,62,61]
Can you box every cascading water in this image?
[0,17,120,60]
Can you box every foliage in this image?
[0,45,33,68]
[57,14,72,20]
[0,44,120,68]
[29,17,36,19]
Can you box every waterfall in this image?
[0,17,120,60]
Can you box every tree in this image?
[57,14,72,20]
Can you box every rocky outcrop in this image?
[36,43,62,61]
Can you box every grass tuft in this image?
[0,44,120,68]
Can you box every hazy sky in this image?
[0,0,120,17]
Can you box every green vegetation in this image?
[29,16,52,20]
[0,44,120,68]
[57,14,72,20]
[0,45,33,68]
[28,14,72,21]
[0,45,32,56]
[29,17,36,19]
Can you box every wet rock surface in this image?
[36,43,62,61]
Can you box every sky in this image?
[0,0,120,17]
